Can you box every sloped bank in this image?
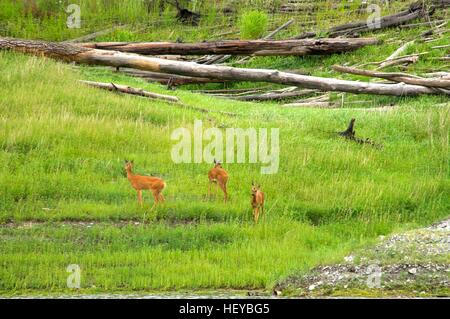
[274,218,450,297]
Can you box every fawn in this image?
[208,159,229,202]
[124,160,166,209]
[251,182,265,223]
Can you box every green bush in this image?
[238,10,268,39]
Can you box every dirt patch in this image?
[275,217,450,297]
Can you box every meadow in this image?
[0,0,449,296]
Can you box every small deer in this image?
[208,159,229,202]
[251,182,265,223]
[124,160,166,209]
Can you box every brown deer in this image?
[208,159,229,202]
[251,182,265,223]
[124,160,166,209]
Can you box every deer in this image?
[124,160,166,210]
[251,182,265,223]
[208,159,229,202]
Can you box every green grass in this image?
[0,0,449,295]
[239,10,268,39]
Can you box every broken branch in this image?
[79,80,180,102]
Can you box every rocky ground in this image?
[275,218,450,297]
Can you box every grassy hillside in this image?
[0,0,449,295]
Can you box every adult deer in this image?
[208,159,229,202]
[251,182,265,223]
[124,160,166,209]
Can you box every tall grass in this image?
[0,0,449,294]
[0,48,448,293]
[239,10,268,39]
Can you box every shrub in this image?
[238,10,268,40]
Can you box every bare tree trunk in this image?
[113,67,230,86]
[199,19,294,65]
[0,37,444,96]
[80,38,379,56]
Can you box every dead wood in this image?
[80,38,380,56]
[79,80,180,102]
[199,19,295,65]
[338,118,382,148]
[292,0,450,39]
[333,65,450,89]
[0,37,445,97]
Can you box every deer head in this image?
[213,158,222,168]
[124,159,134,171]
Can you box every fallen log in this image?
[219,89,317,101]
[71,65,226,86]
[80,38,379,56]
[400,19,447,29]
[193,86,272,94]
[80,79,236,116]
[282,101,338,108]
[0,37,445,96]
[333,65,450,89]
[292,0,450,39]
[114,67,229,86]
[199,19,295,65]
[79,80,180,102]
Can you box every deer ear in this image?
[214,158,216,164]
[124,159,128,163]
[131,160,134,164]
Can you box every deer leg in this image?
[150,190,159,210]
[208,179,212,200]
[158,193,165,202]
[219,181,228,202]
[215,181,219,199]
[137,190,143,207]
[254,207,259,223]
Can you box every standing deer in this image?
[208,159,229,202]
[251,182,265,223]
[124,160,166,209]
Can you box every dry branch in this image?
[79,80,180,102]
[376,55,420,69]
[333,65,450,89]
[80,79,236,116]
[378,40,415,69]
[0,37,445,96]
